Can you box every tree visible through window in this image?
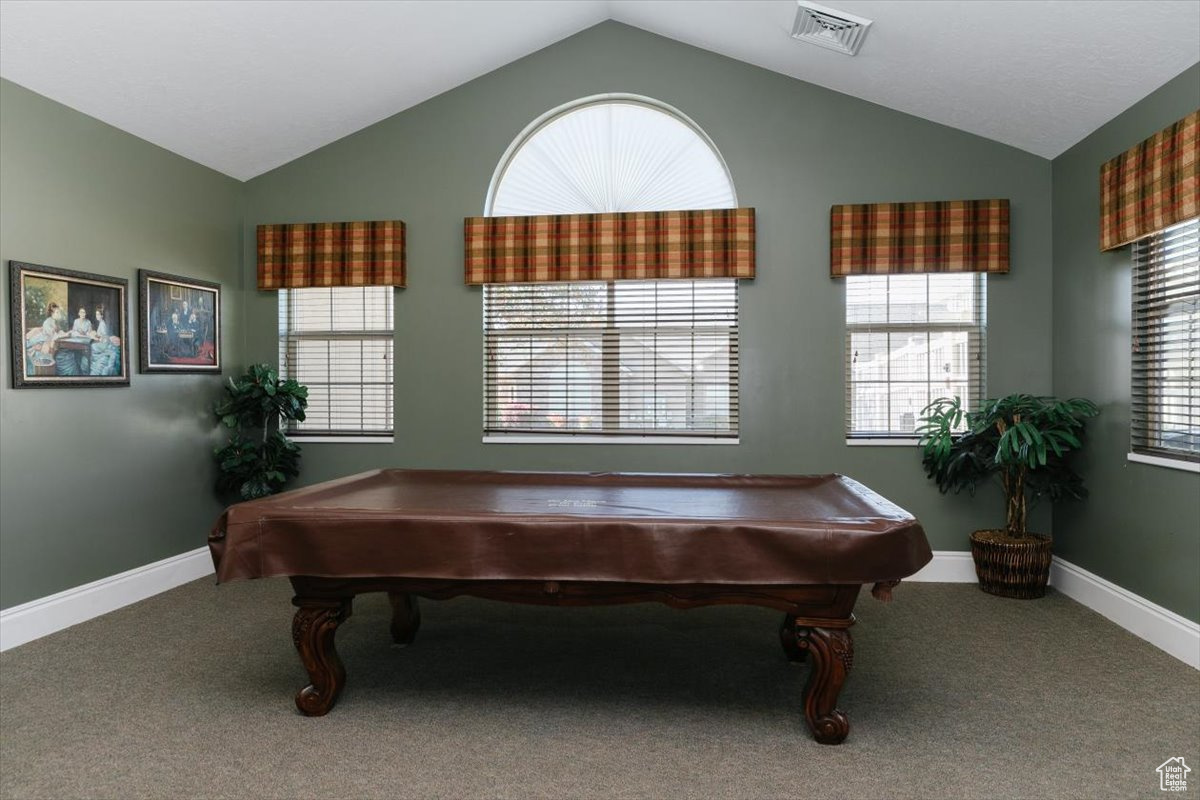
[483,96,739,439]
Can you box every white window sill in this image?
[289,436,395,444]
[1127,452,1200,473]
[483,435,740,446]
[845,438,920,447]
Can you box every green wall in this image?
[242,22,1054,548]
[0,79,244,609]
[1051,65,1200,622]
[8,21,1193,622]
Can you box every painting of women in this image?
[11,261,128,388]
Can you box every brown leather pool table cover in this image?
[209,469,932,585]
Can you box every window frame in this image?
[278,286,395,441]
[1128,217,1200,472]
[843,273,987,443]
[481,279,740,443]
[480,94,741,445]
[484,93,735,218]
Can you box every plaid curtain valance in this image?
[257,220,406,290]
[830,199,1009,277]
[1100,109,1199,252]
[463,208,755,285]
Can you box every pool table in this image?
[209,469,931,745]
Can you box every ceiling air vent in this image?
[791,1,873,56]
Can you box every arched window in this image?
[482,95,741,442]
[487,96,736,216]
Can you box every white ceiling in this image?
[1,1,1197,181]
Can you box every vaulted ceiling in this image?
[1,1,1197,180]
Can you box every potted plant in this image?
[916,393,1099,598]
[213,363,308,500]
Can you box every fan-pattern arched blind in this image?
[489,101,736,216]
[480,96,743,440]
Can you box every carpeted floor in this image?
[0,579,1197,799]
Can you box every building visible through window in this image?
[485,279,737,437]
[845,273,986,438]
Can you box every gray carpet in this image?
[1,579,1197,800]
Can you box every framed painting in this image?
[9,260,130,388]
[138,270,221,374]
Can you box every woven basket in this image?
[969,529,1053,599]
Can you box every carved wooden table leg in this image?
[796,626,853,745]
[779,614,806,663]
[291,597,351,716]
[388,592,421,645]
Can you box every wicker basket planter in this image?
[969,529,1053,599]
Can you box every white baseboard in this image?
[1050,556,1200,670]
[907,550,978,583]
[0,546,213,652]
[1,548,1196,671]
[905,551,1198,669]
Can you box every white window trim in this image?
[845,438,920,447]
[289,435,395,445]
[1126,452,1200,473]
[483,434,739,446]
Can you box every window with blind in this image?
[484,279,738,438]
[482,95,739,441]
[845,274,986,438]
[278,287,393,437]
[1131,217,1199,463]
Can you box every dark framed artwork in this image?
[9,260,130,388]
[138,270,221,374]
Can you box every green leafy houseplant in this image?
[213,364,308,500]
[917,394,1099,598]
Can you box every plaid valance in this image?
[1100,110,1199,252]
[830,199,1009,277]
[463,208,755,285]
[257,220,406,290]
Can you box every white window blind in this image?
[278,287,394,437]
[489,99,735,216]
[483,279,738,438]
[1132,217,1200,462]
[482,95,740,441]
[845,274,986,437]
